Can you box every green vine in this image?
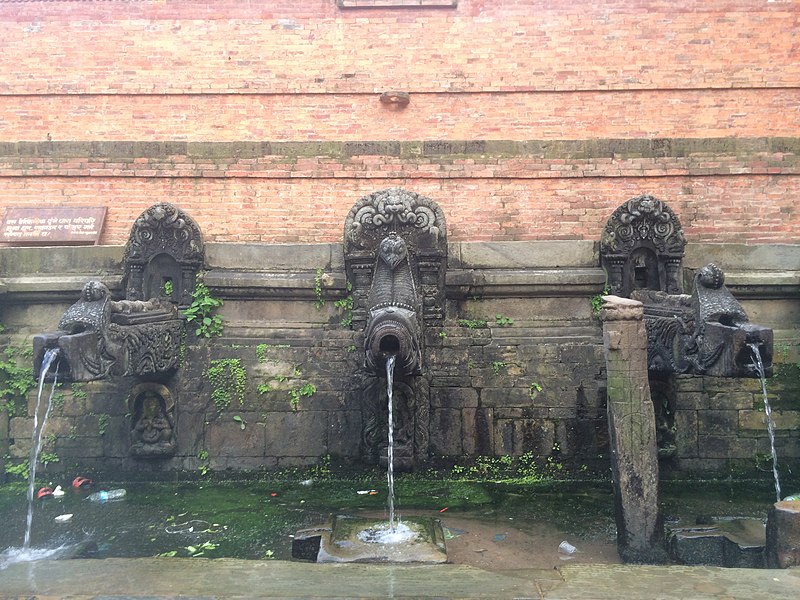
[0,336,36,417]
[289,382,316,411]
[494,314,514,327]
[183,276,224,338]
[334,282,354,327]
[590,284,611,316]
[314,268,325,310]
[457,318,488,329]
[207,358,247,412]
[491,361,507,375]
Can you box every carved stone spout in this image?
[33,280,184,382]
[364,233,422,377]
[632,263,773,378]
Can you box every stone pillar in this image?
[766,500,800,568]
[600,295,667,564]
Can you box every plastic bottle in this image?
[86,489,126,502]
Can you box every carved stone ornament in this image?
[129,382,177,458]
[600,195,687,296]
[344,188,447,327]
[122,203,204,306]
[33,279,184,382]
[631,263,773,378]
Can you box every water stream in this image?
[386,355,396,531]
[23,347,60,549]
[749,343,781,502]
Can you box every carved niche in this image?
[123,202,204,307]
[129,382,177,458]
[344,187,447,328]
[600,195,687,297]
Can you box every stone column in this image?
[766,500,800,568]
[600,295,667,563]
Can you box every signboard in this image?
[0,207,107,245]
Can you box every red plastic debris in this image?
[439,507,449,513]
[37,487,54,499]
[270,492,278,497]
[72,476,93,489]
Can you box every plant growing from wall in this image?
[0,335,36,417]
[334,282,354,327]
[529,382,543,399]
[314,268,325,310]
[289,382,316,411]
[491,361,507,375]
[494,314,514,327]
[183,276,224,338]
[207,358,247,412]
[197,450,211,476]
[457,318,488,329]
[4,458,29,480]
[97,413,110,436]
[590,284,611,316]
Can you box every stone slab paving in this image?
[0,559,798,599]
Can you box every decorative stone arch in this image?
[600,194,686,297]
[122,203,204,307]
[344,187,447,327]
[128,382,177,458]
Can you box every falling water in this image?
[23,348,60,549]
[749,343,781,502]
[386,355,397,531]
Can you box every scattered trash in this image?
[444,527,466,540]
[356,490,377,495]
[493,533,507,542]
[300,479,313,486]
[783,493,800,501]
[439,507,449,513]
[369,491,378,495]
[52,485,65,498]
[86,489,126,503]
[36,487,54,499]
[54,514,73,523]
[270,492,278,497]
[558,540,577,557]
[474,548,487,553]
[72,476,93,489]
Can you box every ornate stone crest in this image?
[600,195,686,296]
[123,203,204,306]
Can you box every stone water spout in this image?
[363,233,422,377]
[33,280,183,382]
[632,263,773,378]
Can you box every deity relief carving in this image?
[123,202,204,306]
[129,383,176,458]
[601,195,686,296]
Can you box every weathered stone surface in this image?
[667,518,766,568]
[207,416,267,457]
[766,500,800,568]
[430,387,479,409]
[264,411,328,457]
[739,409,800,431]
[462,407,494,455]
[327,410,362,457]
[429,409,462,455]
[601,295,666,564]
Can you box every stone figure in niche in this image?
[33,279,183,381]
[129,383,176,458]
[600,194,686,297]
[123,202,204,307]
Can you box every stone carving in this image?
[129,382,177,458]
[632,264,773,378]
[344,188,445,469]
[123,202,204,306]
[345,188,446,327]
[601,195,687,296]
[33,280,184,382]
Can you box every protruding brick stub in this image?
[600,295,644,321]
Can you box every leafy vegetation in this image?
[207,359,247,412]
[183,277,224,338]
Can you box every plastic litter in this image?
[558,540,577,555]
[37,487,54,499]
[356,490,377,495]
[72,476,93,489]
[54,514,73,523]
[86,489,126,503]
[52,485,65,498]
[300,479,313,486]
[782,493,800,501]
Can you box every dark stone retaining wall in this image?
[0,241,798,478]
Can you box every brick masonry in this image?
[0,1,798,246]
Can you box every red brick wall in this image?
[0,0,798,245]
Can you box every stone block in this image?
[673,392,706,411]
[207,415,267,457]
[766,500,800,568]
[674,410,699,457]
[697,410,739,436]
[493,418,554,457]
[175,412,207,457]
[462,408,493,455]
[264,411,327,457]
[739,409,800,431]
[327,410,362,457]
[430,387,479,409]
[481,387,532,407]
[429,409,462,456]
[707,391,758,411]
